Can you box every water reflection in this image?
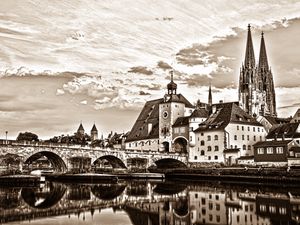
[1,180,300,224]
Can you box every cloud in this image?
[128,66,153,75]
[56,89,65,95]
[157,61,172,70]
[80,100,88,105]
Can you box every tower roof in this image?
[258,31,269,70]
[91,124,98,132]
[244,24,255,68]
[77,123,84,132]
[167,70,177,92]
[208,83,212,106]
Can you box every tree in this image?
[16,132,39,142]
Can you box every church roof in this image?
[258,32,269,70]
[91,124,98,132]
[266,122,300,139]
[194,102,262,132]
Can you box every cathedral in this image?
[239,25,277,117]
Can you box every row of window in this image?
[174,127,186,134]
[234,135,263,142]
[194,155,219,160]
[237,125,264,132]
[257,147,284,155]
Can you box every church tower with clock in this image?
[159,71,187,152]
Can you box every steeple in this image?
[258,31,269,70]
[91,123,98,132]
[244,24,255,68]
[208,83,212,106]
[167,70,177,95]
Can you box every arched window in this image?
[214,135,218,141]
[201,140,205,146]
[207,146,212,151]
[201,150,205,155]
[243,145,246,150]
[207,135,211,141]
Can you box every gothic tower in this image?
[257,32,277,116]
[239,24,256,116]
[239,25,277,117]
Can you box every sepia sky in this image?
[0,0,300,139]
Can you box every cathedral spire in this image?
[208,83,212,106]
[244,24,255,68]
[258,31,269,70]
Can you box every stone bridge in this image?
[0,142,188,172]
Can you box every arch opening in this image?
[24,151,67,172]
[93,155,127,171]
[162,141,169,152]
[173,137,188,154]
[91,184,126,201]
[154,158,187,169]
[127,158,148,172]
[68,157,91,173]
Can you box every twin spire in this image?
[244,24,269,71]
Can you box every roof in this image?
[194,102,262,132]
[238,156,254,160]
[166,94,194,108]
[173,116,190,127]
[253,140,292,147]
[290,146,300,153]
[91,124,97,132]
[264,116,291,126]
[77,123,84,132]
[266,122,300,139]
[126,98,162,142]
[190,108,209,118]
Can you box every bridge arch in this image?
[24,151,67,172]
[91,184,126,201]
[93,155,127,169]
[152,158,187,169]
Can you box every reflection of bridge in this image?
[0,181,188,224]
[0,142,188,172]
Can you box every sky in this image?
[0,0,300,139]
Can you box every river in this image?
[0,179,299,225]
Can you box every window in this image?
[195,193,198,198]
[209,214,213,221]
[242,135,244,140]
[201,150,205,155]
[279,207,286,215]
[214,155,218,160]
[214,135,218,140]
[248,126,250,131]
[174,128,179,133]
[208,156,211,160]
[267,147,273,154]
[201,133,204,136]
[207,146,212,151]
[190,136,192,141]
[254,136,256,141]
[129,143,131,147]
[216,204,220,211]
[247,135,249,141]
[242,126,244,131]
[248,145,251,150]
[209,203,213,210]
[207,135,211,141]
[258,148,264,154]
[276,147,284,154]
[260,204,267,212]
[258,127,260,132]
[201,140,205,146]
[194,156,197,160]
[260,136,262,141]
[243,145,246,150]
[234,135,237,140]
[216,215,220,222]
[245,205,248,212]
[180,127,185,133]
[215,195,219,200]
[253,127,255,132]
[269,205,276,214]
[237,125,239,130]
[202,208,206,215]
[215,146,219,151]
[201,198,206,205]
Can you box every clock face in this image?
[163,111,168,119]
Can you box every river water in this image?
[0,179,300,225]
